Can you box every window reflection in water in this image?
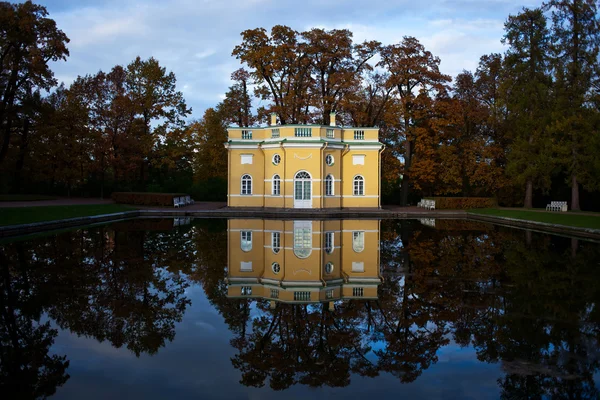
[227,219,382,304]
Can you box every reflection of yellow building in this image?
[226,219,382,304]
[224,113,384,209]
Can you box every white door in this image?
[294,171,312,208]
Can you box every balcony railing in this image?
[352,287,364,297]
[294,127,312,137]
[354,130,365,140]
[241,130,253,139]
[293,291,311,301]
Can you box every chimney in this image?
[329,112,336,127]
[270,112,278,126]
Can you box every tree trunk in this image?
[401,139,412,206]
[571,174,580,211]
[13,118,30,192]
[0,116,13,165]
[571,238,578,259]
[524,178,533,208]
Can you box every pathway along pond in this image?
[1,218,599,399]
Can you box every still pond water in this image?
[1,218,600,399]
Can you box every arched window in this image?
[272,232,281,254]
[241,231,252,252]
[241,174,252,195]
[352,231,364,253]
[293,221,312,258]
[353,175,364,196]
[272,174,281,196]
[325,232,334,254]
[295,171,311,179]
[294,171,312,208]
[325,174,334,196]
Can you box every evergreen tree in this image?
[502,8,555,208]
[544,0,600,210]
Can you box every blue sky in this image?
[36,0,540,120]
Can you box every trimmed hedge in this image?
[111,192,188,207]
[424,197,496,210]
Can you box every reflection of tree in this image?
[215,220,600,394]
[45,228,191,356]
[0,248,69,398]
[230,302,377,390]
[0,223,193,362]
[476,233,600,399]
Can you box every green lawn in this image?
[0,204,134,227]
[469,208,600,230]
[0,194,57,202]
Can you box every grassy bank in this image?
[0,204,134,227]
[469,208,600,230]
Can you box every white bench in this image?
[173,196,184,208]
[546,201,567,212]
[418,199,435,210]
[419,218,436,227]
[174,195,194,208]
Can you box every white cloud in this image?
[39,0,542,118]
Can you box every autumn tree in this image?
[232,26,312,124]
[302,28,380,124]
[65,57,190,194]
[233,26,381,125]
[0,1,69,165]
[220,68,255,127]
[544,0,600,210]
[31,85,94,195]
[502,8,555,208]
[378,37,451,205]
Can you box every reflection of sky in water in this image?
[47,280,505,400]
[5,218,600,399]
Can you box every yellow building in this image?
[224,113,384,208]
[226,219,382,304]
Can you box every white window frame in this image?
[272,154,281,165]
[352,231,364,253]
[325,262,334,274]
[293,221,312,259]
[325,174,334,196]
[241,231,252,252]
[325,154,334,166]
[353,175,364,196]
[325,231,334,254]
[241,174,252,195]
[272,231,281,254]
[272,262,281,274]
[272,174,281,196]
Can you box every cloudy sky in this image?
[36,0,540,119]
